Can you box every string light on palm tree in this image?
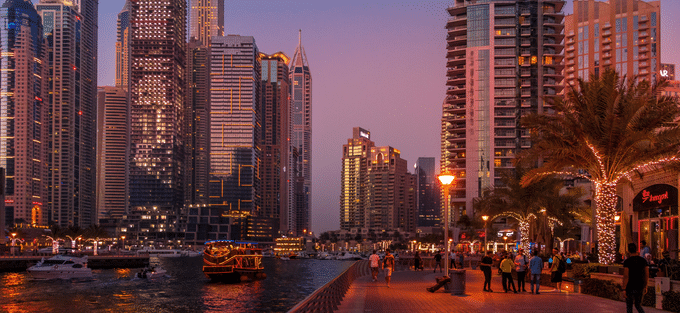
[520,69,680,264]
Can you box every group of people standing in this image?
[479,248,565,294]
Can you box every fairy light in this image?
[594,181,618,265]
[491,212,537,254]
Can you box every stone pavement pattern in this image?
[336,268,666,313]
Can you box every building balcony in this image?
[602,30,612,37]
[639,61,649,68]
[640,69,649,75]
[639,15,648,22]
[602,52,612,58]
[603,22,611,29]
[639,31,649,38]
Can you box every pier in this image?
[0,255,149,272]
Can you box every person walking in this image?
[459,251,465,269]
[500,253,517,293]
[480,250,494,292]
[433,250,443,273]
[529,250,543,294]
[382,249,396,288]
[369,250,380,282]
[414,251,423,271]
[623,243,649,313]
[514,248,529,292]
[551,248,563,292]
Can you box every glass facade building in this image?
[442,0,565,220]
[416,157,440,228]
[565,0,661,86]
[289,31,312,236]
[189,0,224,46]
[260,52,291,237]
[208,35,261,218]
[37,0,98,228]
[0,0,49,226]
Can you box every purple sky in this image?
[35,0,680,234]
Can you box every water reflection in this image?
[0,257,354,312]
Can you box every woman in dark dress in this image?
[414,251,423,271]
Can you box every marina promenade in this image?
[336,268,666,313]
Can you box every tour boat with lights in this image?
[202,240,266,282]
[136,249,201,258]
[135,265,168,279]
[26,255,93,280]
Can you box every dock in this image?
[0,255,149,272]
[335,268,665,313]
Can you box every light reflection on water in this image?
[0,257,354,313]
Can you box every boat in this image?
[135,265,168,279]
[336,252,365,260]
[136,249,200,258]
[27,255,93,280]
[202,240,266,283]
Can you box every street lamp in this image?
[438,172,455,277]
[121,235,126,251]
[482,215,489,252]
[503,236,508,251]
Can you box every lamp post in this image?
[121,235,126,252]
[503,236,508,251]
[482,215,489,252]
[438,173,455,277]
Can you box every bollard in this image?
[655,277,670,310]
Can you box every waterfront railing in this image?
[288,260,369,313]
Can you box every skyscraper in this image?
[260,52,291,236]
[209,35,261,218]
[366,146,416,232]
[289,30,312,236]
[441,0,565,220]
[565,0,661,86]
[416,157,440,228]
[340,128,374,230]
[189,0,224,45]
[0,0,49,226]
[116,0,131,89]
[340,128,416,232]
[186,38,210,206]
[96,87,129,222]
[37,0,98,228]
[127,0,186,238]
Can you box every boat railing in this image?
[287,260,369,313]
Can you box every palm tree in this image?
[473,167,582,254]
[520,69,680,264]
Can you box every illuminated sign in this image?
[4,199,13,204]
[360,131,369,139]
[633,184,677,211]
[660,70,669,77]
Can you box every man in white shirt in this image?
[369,250,380,282]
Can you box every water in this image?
[0,257,355,313]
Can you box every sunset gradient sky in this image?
[34,0,680,234]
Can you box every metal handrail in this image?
[288,260,369,313]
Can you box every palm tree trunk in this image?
[594,182,618,265]
[519,220,531,255]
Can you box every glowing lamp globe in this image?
[438,174,455,185]
[482,215,489,221]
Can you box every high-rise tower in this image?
[37,0,98,228]
[564,0,661,86]
[340,128,374,231]
[260,52,291,236]
[96,87,129,221]
[289,30,312,236]
[189,0,224,45]
[0,0,49,226]
[116,0,131,89]
[441,0,565,221]
[416,157,440,228]
[209,35,261,219]
[128,0,186,215]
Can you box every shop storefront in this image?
[633,184,679,259]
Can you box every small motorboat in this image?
[136,266,167,279]
[27,255,93,280]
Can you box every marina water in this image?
[0,257,354,312]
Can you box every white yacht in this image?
[27,255,93,280]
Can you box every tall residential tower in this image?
[289,31,312,236]
[565,0,661,86]
[37,0,99,228]
[441,0,565,221]
[0,0,49,226]
[189,0,224,45]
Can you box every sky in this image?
[33,0,680,235]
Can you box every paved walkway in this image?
[336,268,665,313]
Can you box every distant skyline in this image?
[31,0,680,234]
